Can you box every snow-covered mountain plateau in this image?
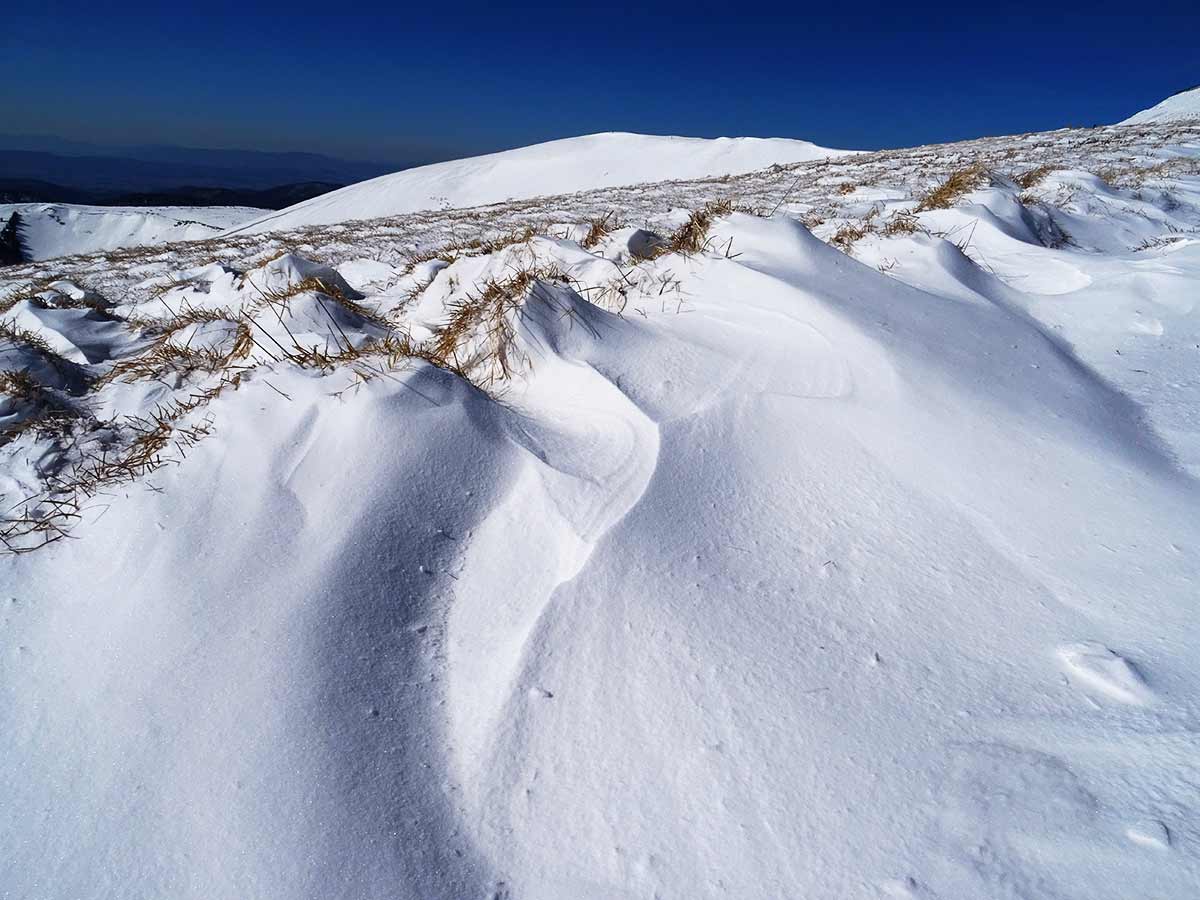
[2,116,1199,898]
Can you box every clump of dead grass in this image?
[0,370,243,553]
[880,210,921,236]
[0,279,57,316]
[404,227,537,270]
[581,212,616,249]
[429,264,567,384]
[0,370,78,442]
[0,320,85,387]
[636,199,736,261]
[1015,164,1056,190]
[916,163,990,211]
[830,222,869,252]
[99,325,253,386]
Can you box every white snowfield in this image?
[224,132,851,235]
[1,202,263,261]
[2,119,1200,899]
[1120,85,1200,125]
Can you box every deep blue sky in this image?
[4,0,1197,165]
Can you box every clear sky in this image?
[4,0,1197,164]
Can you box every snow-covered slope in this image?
[225,132,850,235]
[1,203,263,261]
[1120,85,1200,125]
[2,121,1200,898]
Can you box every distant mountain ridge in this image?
[0,137,429,211]
[0,179,345,210]
[0,148,390,195]
[0,135,414,193]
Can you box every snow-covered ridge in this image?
[1,202,264,261]
[2,120,1200,898]
[224,131,851,235]
[1120,84,1200,125]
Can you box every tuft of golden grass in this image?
[0,370,243,553]
[581,212,616,249]
[0,279,58,316]
[0,319,57,358]
[0,370,78,442]
[916,164,989,211]
[1015,164,1056,190]
[0,320,85,388]
[830,222,869,252]
[403,227,537,270]
[98,323,253,386]
[880,210,921,237]
[430,265,562,383]
[156,304,243,335]
[635,199,735,261]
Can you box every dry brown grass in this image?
[1015,164,1056,190]
[28,290,110,312]
[830,222,869,252]
[0,319,57,358]
[636,199,735,261]
[1097,159,1200,189]
[99,324,253,386]
[880,210,921,236]
[916,164,989,211]
[283,276,388,329]
[429,265,564,384]
[149,275,207,299]
[0,371,78,442]
[0,320,85,388]
[0,279,57,316]
[155,304,243,335]
[0,370,243,553]
[403,227,537,270]
[581,212,616,249]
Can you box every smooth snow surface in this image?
[225,132,849,234]
[1120,85,1200,125]
[1,203,264,261]
[2,121,1200,899]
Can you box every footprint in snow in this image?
[879,876,933,898]
[1057,642,1154,705]
[1126,819,1171,850]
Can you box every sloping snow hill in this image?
[225,132,849,234]
[1121,84,1200,125]
[1,121,1199,898]
[1,203,264,261]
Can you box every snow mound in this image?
[1,203,264,261]
[1120,85,1200,125]
[3,121,1200,898]
[224,132,851,234]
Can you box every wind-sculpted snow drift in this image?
[2,120,1200,898]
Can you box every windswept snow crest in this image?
[2,121,1200,899]
[224,132,851,235]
